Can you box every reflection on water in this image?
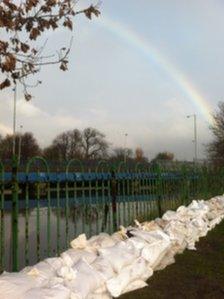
[2,203,106,271]
[1,196,175,272]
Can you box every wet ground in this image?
[120,220,224,299]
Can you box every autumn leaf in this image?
[2,54,16,72]
[25,20,34,32]
[20,42,30,53]
[0,0,101,98]
[25,93,32,101]
[0,78,11,90]
[63,18,73,30]
[84,5,101,20]
[0,40,8,52]
[30,28,40,40]
[60,60,68,71]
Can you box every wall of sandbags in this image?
[0,195,224,299]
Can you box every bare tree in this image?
[81,127,109,159]
[43,129,82,161]
[207,102,224,165]
[0,132,41,161]
[112,147,133,161]
[0,0,100,99]
[135,147,148,163]
[152,151,174,162]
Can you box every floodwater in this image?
[1,197,159,271]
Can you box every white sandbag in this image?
[164,221,188,247]
[57,266,77,280]
[127,229,171,268]
[91,257,115,280]
[23,285,71,299]
[106,257,153,297]
[64,258,104,299]
[191,218,208,238]
[0,272,38,299]
[126,237,165,268]
[126,237,148,251]
[154,247,176,271]
[122,279,148,294]
[209,215,224,229]
[61,249,97,267]
[207,210,220,221]
[162,210,178,221]
[111,232,125,242]
[24,261,57,286]
[86,292,112,299]
[87,233,117,250]
[98,241,139,273]
[154,218,169,230]
[130,229,170,244]
[70,234,87,249]
[45,257,64,271]
[1,196,224,299]
[135,219,163,232]
[47,277,64,288]
[187,200,208,213]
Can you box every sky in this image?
[1,0,224,161]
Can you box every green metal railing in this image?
[0,157,224,273]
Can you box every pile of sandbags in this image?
[1,196,224,299]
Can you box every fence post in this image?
[0,161,5,273]
[111,168,117,232]
[155,164,162,218]
[181,164,188,205]
[201,165,208,200]
[11,155,19,272]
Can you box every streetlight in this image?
[18,125,23,164]
[187,114,198,163]
[124,133,128,163]
[12,83,17,156]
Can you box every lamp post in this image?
[18,125,23,164]
[124,133,128,163]
[11,83,19,271]
[12,83,17,156]
[187,114,198,163]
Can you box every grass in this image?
[120,220,224,299]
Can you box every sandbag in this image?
[23,261,58,286]
[1,196,224,299]
[87,233,117,251]
[136,220,163,232]
[86,293,112,299]
[57,265,77,280]
[122,279,148,294]
[91,257,115,280]
[0,272,38,299]
[164,221,188,248]
[64,258,104,299]
[127,229,171,268]
[23,285,71,299]
[98,241,139,273]
[162,210,178,221]
[106,257,153,297]
[61,249,97,267]
[45,257,65,271]
[209,215,224,229]
[70,234,87,250]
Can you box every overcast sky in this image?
[1,0,224,161]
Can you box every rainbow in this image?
[96,16,214,125]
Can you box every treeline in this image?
[0,128,146,163]
[0,127,175,164]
